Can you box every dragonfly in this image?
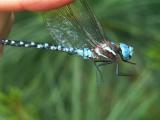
[0,0,135,76]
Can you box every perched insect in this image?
[0,0,135,77]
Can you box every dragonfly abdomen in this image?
[0,39,94,59]
[0,39,58,51]
[74,48,94,59]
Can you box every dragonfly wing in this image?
[42,0,106,48]
[43,3,94,48]
[79,0,106,42]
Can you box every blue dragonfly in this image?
[0,0,135,76]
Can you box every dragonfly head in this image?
[119,43,133,61]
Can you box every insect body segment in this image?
[0,39,74,53]
[93,42,117,61]
[75,48,94,59]
[0,39,95,59]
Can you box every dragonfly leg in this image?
[123,60,136,65]
[96,61,112,67]
[94,60,111,63]
[94,62,104,83]
[94,60,112,83]
[116,63,134,76]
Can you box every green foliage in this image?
[0,0,159,120]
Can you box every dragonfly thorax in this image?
[93,43,119,61]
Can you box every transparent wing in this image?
[42,0,106,48]
[79,0,106,41]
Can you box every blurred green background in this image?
[0,0,160,120]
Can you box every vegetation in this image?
[0,0,159,119]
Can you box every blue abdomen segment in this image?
[53,46,93,59]
[74,48,93,59]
